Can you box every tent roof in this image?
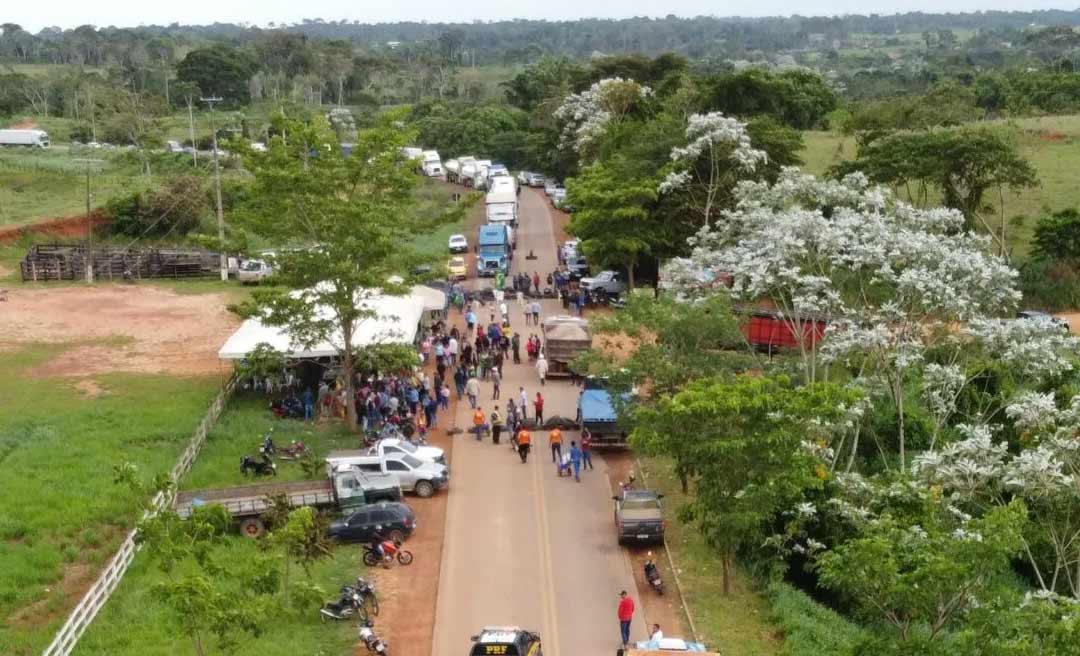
[410,285,446,313]
[218,289,425,360]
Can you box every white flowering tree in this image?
[666,167,1021,470]
[553,77,652,160]
[658,111,768,226]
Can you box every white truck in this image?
[486,178,519,226]
[451,156,476,185]
[0,129,50,148]
[401,146,423,161]
[421,150,442,176]
[327,451,449,498]
[472,159,493,189]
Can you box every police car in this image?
[469,626,542,656]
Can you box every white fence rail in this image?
[42,377,237,656]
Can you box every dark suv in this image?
[613,490,665,545]
[469,626,542,656]
[327,501,415,543]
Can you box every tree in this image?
[238,112,463,428]
[265,503,333,607]
[105,175,206,238]
[816,501,1026,642]
[554,77,653,162]
[1033,208,1080,264]
[503,56,584,112]
[177,45,258,107]
[833,128,1038,253]
[700,68,837,130]
[634,376,860,594]
[566,158,661,289]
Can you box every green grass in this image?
[800,114,1080,255]
[74,394,369,656]
[0,343,223,655]
[410,179,478,258]
[74,537,362,656]
[637,457,781,656]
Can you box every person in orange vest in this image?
[549,426,563,464]
[473,406,486,441]
[516,426,532,463]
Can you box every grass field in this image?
[638,457,781,656]
[73,394,367,656]
[800,114,1080,255]
[0,343,223,655]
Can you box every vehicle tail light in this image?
[404,517,413,527]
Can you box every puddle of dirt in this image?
[72,378,107,397]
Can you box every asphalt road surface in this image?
[432,188,646,655]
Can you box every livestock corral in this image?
[19,243,221,282]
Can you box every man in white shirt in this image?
[448,336,459,365]
[650,624,663,643]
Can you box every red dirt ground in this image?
[0,284,240,378]
[0,211,110,244]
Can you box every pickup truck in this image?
[330,451,449,498]
[346,438,447,467]
[613,489,666,546]
[237,258,274,284]
[541,316,591,377]
[175,466,402,539]
[580,270,626,296]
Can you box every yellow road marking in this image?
[532,442,561,656]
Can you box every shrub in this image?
[1018,256,1080,311]
[106,176,207,238]
[767,582,868,656]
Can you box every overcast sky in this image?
[8,0,1080,32]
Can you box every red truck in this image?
[741,309,828,354]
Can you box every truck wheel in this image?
[415,481,435,498]
[239,517,266,539]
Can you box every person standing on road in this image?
[499,299,509,324]
[303,387,314,421]
[569,441,583,482]
[448,335,459,365]
[491,365,502,400]
[491,408,502,445]
[581,427,594,470]
[512,333,521,364]
[517,426,532,463]
[519,387,529,419]
[530,300,542,326]
[473,406,486,441]
[466,374,481,408]
[454,366,467,400]
[618,590,635,649]
[466,308,477,335]
[536,353,549,386]
[549,426,563,463]
[532,271,541,295]
[534,392,545,426]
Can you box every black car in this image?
[1017,310,1070,333]
[613,490,665,545]
[566,256,589,280]
[470,626,543,656]
[327,501,415,543]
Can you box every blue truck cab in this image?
[577,377,631,447]
[477,224,511,277]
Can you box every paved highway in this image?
[432,187,646,656]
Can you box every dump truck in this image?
[578,379,631,448]
[175,464,403,539]
[541,316,591,377]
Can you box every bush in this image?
[1018,256,1080,311]
[767,582,868,656]
[106,176,207,238]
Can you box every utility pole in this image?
[201,96,227,281]
[74,158,103,283]
[187,96,198,167]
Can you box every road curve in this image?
[432,188,647,655]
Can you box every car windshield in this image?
[241,261,263,271]
[450,257,464,266]
[621,498,660,510]
[399,454,423,468]
[394,440,418,453]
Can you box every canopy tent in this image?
[218,289,426,360]
[410,284,446,314]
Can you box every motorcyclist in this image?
[369,532,389,569]
[621,473,636,491]
[644,558,660,583]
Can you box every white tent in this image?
[218,289,426,360]
[410,285,446,314]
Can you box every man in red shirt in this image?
[617,590,635,648]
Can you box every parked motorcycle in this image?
[354,576,379,616]
[260,432,276,457]
[240,453,276,477]
[644,557,664,595]
[277,440,310,460]
[358,619,389,654]
[362,540,414,567]
[320,585,367,622]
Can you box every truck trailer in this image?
[541,315,592,377]
[0,129,50,148]
[421,150,442,176]
[485,178,519,226]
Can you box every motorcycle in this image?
[620,474,636,491]
[259,432,276,457]
[240,453,276,477]
[320,585,368,622]
[354,576,379,616]
[358,619,389,654]
[277,440,310,460]
[644,558,664,595]
[362,540,414,567]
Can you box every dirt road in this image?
[432,188,647,655]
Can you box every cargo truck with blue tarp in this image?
[577,377,630,448]
[477,224,511,277]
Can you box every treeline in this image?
[7,10,1080,66]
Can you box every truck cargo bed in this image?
[175,480,334,518]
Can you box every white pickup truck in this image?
[326,450,449,498]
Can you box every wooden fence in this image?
[21,244,221,282]
[41,376,237,656]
